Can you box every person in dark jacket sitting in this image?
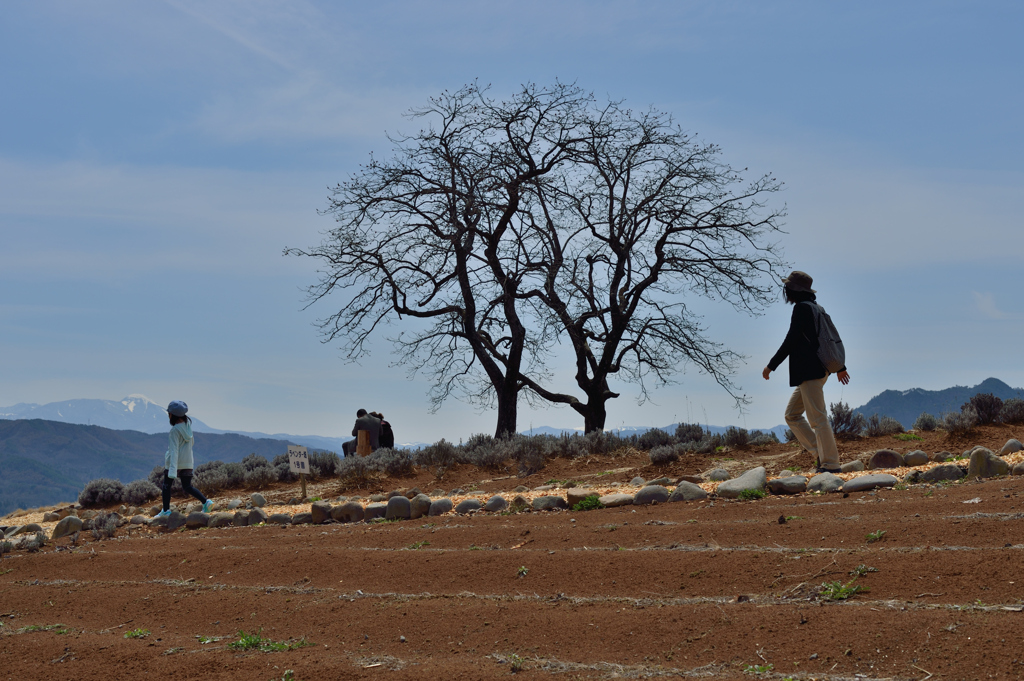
[763,271,850,473]
[370,412,395,449]
[342,409,381,457]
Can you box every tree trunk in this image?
[493,383,519,438]
[582,399,607,434]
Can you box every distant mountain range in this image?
[850,377,1022,429]
[0,419,297,516]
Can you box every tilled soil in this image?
[3,426,1024,679]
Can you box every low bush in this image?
[829,402,866,439]
[693,431,724,454]
[365,448,416,477]
[966,392,1002,425]
[637,428,676,451]
[416,439,459,477]
[723,426,749,447]
[459,434,510,470]
[674,422,704,444]
[241,453,271,471]
[913,412,938,431]
[942,405,978,436]
[78,478,125,508]
[90,511,118,540]
[748,430,780,446]
[510,436,549,477]
[571,495,604,511]
[864,414,904,438]
[336,455,374,487]
[308,451,341,479]
[123,479,161,506]
[648,443,685,465]
[999,398,1024,425]
[784,428,796,443]
[271,454,297,483]
[243,466,276,490]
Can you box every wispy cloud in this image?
[973,291,1016,320]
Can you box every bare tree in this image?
[288,82,785,436]
[516,104,787,431]
[285,82,592,437]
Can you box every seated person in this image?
[370,412,395,449]
[342,408,381,456]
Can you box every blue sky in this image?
[2,1,1022,442]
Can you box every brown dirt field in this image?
[3,425,1024,679]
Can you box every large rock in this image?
[932,451,953,462]
[668,481,707,502]
[291,512,313,525]
[676,475,703,485]
[404,488,422,499]
[767,476,807,495]
[921,464,965,483]
[842,474,899,493]
[903,450,929,467]
[716,467,767,499]
[331,502,365,523]
[8,523,41,538]
[628,476,646,487]
[209,512,234,528]
[841,460,865,473]
[707,469,731,482]
[869,449,904,470]
[233,511,250,527]
[248,508,268,525]
[364,502,387,521]
[185,512,210,529]
[310,501,333,524]
[1013,461,1024,477]
[386,496,412,520]
[1000,439,1024,456]
[250,493,267,508]
[483,495,508,512]
[647,477,673,487]
[599,493,635,507]
[428,498,454,516]
[50,516,84,540]
[806,472,843,494]
[267,513,292,525]
[967,447,1009,479]
[42,512,60,522]
[410,494,432,519]
[151,510,187,531]
[567,489,599,507]
[226,499,244,510]
[509,495,530,512]
[454,499,482,514]
[532,495,568,511]
[633,485,671,505]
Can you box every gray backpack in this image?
[802,302,846,373]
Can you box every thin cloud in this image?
[973,291,1016,320]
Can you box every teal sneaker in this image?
[155,509,172,519]
[202,500,214,513]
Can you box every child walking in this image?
[155,400,213,518]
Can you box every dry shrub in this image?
[999,398,1024,425]
[942,405,978,437]
[90,511,117,540]
[723,427,749,447]
[417,439,459,477]
[78,478,125,508]
[648,443,686,465]
[637,428,676,451]
[243,466,275,490]
[966,393,1002,425]
[865,414,904,437]
[829,402,866,439]
[366,448,416,477]
[123,479,160,506]
[913,412,938,432]
[674,423,704,444]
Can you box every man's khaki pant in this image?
[785,375,839,468]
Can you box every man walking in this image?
[763,271,850,473]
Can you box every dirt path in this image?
[4,467,1024,680]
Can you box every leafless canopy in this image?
[287,82,785,435]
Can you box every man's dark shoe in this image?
[813,465,841,474]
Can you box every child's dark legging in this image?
[162,468,208,511]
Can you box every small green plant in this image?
[819,579,869,601]
[785,516,803,521]
[270,671,296,681]
[893,432,923,442]
[310,496,322,502]
[124,628,150,639]
[228,629,313,653]
[516,566,529,578]
[849,564,878,577]
[507,653,525,673]
[743,663,774,675]
[738,489,766,501]
[571,495,604,511]
[197,635,221,644]
[408,540,430,550]
[18,624,67,634]
[784,465,801,472]
[865,529,887,543]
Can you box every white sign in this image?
[288,445,309,475]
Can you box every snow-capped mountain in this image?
[0,394,213,433]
